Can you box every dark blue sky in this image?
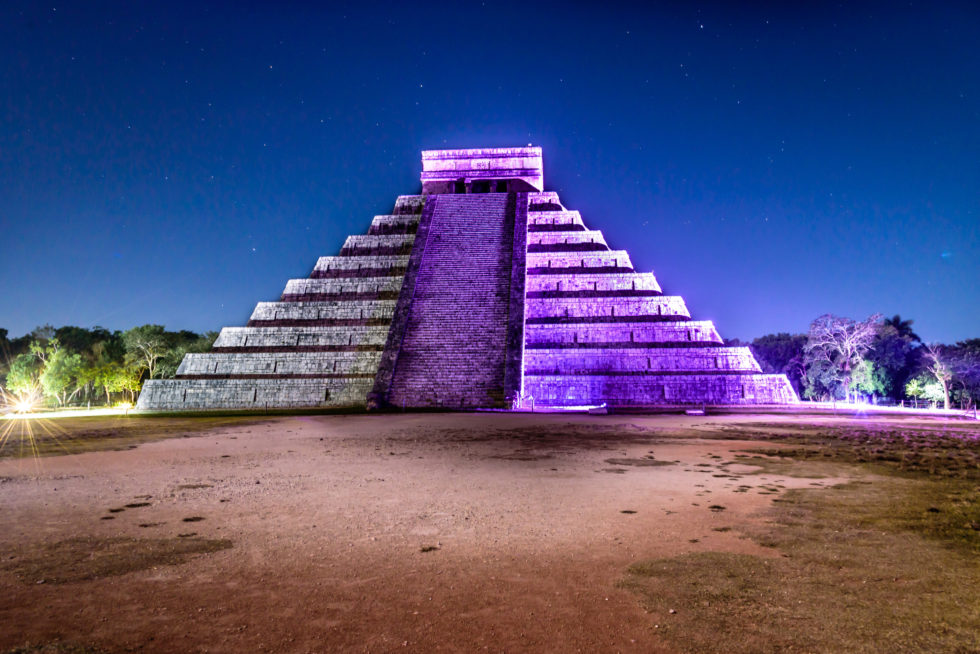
[2,1,977,342]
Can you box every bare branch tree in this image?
[923,344,953,410]
[122,325,168,381]
[804,313,883,402]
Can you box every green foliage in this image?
[2,324,214,407]
[920,379,947,405]
[905,378,924,401]
[849,358,887,398]
[157,331,217,379]
[6,352,42,397]
[39,348,84,406]
[867,321,920,401]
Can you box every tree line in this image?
[0,325,216,408]
[2,314,977,411]
[733,314,980,410]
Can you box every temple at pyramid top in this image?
[137,145,798,412]
[421,146,544,194]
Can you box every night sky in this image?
[2,2,977,343]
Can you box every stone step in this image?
[136,377,373,410]
[525,296,690,322]
[248,300,396,324]
[281,277,403,300]
[527,229,607,248]
[368,214,420,235]
[311,255,409,279]
[524,347,761,374]
[385,193,516,408]
[213,326,390,350]
[527,210,584,229]
[523,373,799,406]
[340,234,415,256]
[524,320,722,346]
[527,250,633,272]
[526,272,661,296]
[392,195,425,215]
[176,351,381,377]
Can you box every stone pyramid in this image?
[137,147,798,411]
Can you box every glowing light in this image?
[14,399,34,414]
[2,407,133,421]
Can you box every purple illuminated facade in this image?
[138,147,798,411]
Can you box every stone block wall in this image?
[528,212,586,232]
[524,347,761,375]
[312,255,409,277]
[525,374,799,406]
[527,230,607,249]
[340,234,415,256]
[176,351,382,377]
[368,215,419,235]
[281,277,403,301]
[524,321,723,346]
[525,296,691,322]
[526,272,662,296]
[247,300,397,325]
[213,326,390,350]
[137,378,373,410]
[527,250,634,272]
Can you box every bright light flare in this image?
[3,406,133,421]
[14,398,34,414]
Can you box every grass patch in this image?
[5,642,110,653]
[604,457,675,467]
[0,416,268,459]
[621,476,980,653]
[728,454,833,478]
[720,422,980,479]
[1,536,232,584]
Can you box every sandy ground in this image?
[0,413,864,653]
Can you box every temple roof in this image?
[420,146,544,192]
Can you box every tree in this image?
[922,344,953,410]
[905,378,925,409]
[920,379,947,407]
[5,352,42,399]
[95,363,118,404]
[850,359,887,401]
[40,348,85,406]
[157,331,217,379]
[115,366,143,402]
[123,325,168,381]
[867,321,920,402]
[882,314,921,343]
[803,313,883,403]
[947,339,980,410]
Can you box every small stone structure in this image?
[137,147,798,410]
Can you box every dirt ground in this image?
[0,412,974,653]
